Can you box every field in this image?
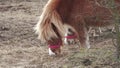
[0,0,120,68]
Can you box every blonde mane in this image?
[34,0,65,42]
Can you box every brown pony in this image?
[35,0,120,55]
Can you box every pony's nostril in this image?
[65,39,77,45]
[68,40,71,45]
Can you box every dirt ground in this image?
[0,0,120,68]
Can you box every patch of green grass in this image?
[62,44,119,68]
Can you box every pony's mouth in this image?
[49,47,61,56]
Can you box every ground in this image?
[0,0,120,68]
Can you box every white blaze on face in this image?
[64,33,68,44]
[64,27,73,45]
[64,29,75,45]
[64,24,77,45]
[48,48,55,56]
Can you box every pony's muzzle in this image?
[49,48,61,56]
[48,44,62,56]
[64,34,78,45]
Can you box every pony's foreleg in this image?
[85,29,90,49]
[78,26,90,49]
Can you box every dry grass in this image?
[0,0,120,68]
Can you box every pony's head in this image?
[47,23,64,56]
[48,38,62,56]
[34,20,64,56]
[64,24,78,45]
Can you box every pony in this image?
[34,0,120,55]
